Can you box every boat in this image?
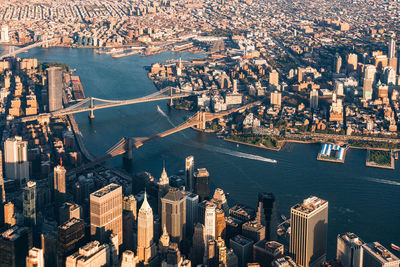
[281,215,287,221]
[236,144,239,148]
[391,243,400,251]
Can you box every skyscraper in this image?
[0,226,33,267]
[161,187,186,243]
[137,192,156,265]
[65,241,110,267]
[346,53,358,72]
[258,192,277,241]
[194,168,210,202]
[123,195,137,251]
[310,89,319,110]
[121,250,137,267]
[336,233,364,267]
[184,191,198,237]
[90,184,123,246]
[58,218,86,267]
[26,247,44,267]
[23,181,37,227]
[185,156,194,192]
[388,37,396,59]
[204,201,216,249]
[158,165,169,214]
[0,151,5,204]
[4,136,29,184]
[362,242,400,267]
[54,165,66,208]
[289,196,328,267]
[191,223,206,265]
[270,91,282,107]
[363,65,376,100]
[335,53,342,74]
[0,26,9,43]
[269,70,279,88]
[47,67,63,112]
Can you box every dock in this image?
[112,50,142,58]
[317,143,347,163]
[365,149,395,170]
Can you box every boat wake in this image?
[365,177,400,186]
[156,105,277,164]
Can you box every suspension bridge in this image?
[0,37,59,59]
[16,87,195,123]
[70,101,261,174]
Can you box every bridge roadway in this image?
[0,38,59,59]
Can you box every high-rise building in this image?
[23,181,37,227]
[258,192,277,241]
[54,165,66,207]
[0,26,9,43]
[47,67,63,112]
[389,37,396,59]
[90,184,123,246]
[123,195,137,251]
[310,89,319,109]
[270,91,282,107]
[363,65,377,100]
[137,192,157,265]
[289,196,328,267]
[204,201,216,244]
[0,151,5,204]
[158,166,170,214]
[253,240,284,267]
[185,156,194,192]
[297,67,303,83]
[230,235,254,267]
[269,70,279,88]
[362,242,400,267]
[0,226,33,267]
[242,221,265,243]
[336,233,364,267]
[4,202,16,227]
[215,208,226,239]
[346,53,358,72]
[58,218,86,267]
[383,66,397,85]
[335,53,342,74]
[191,222,206,266]
[159,224,170,257]
[59,202,82,224]
[212,188,229,215]
[161,187,186,243]
[194,168,210,202]
[4,136,29,184]
[121,250,137,267]
[184,192,198,237]
[65,241,110,267]
[272,256,298,267]
[26,247,44,267]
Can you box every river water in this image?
[2,46,400,258]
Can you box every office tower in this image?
[363,65,376,100]
[289,196,328,267]
[335,53,342,74]
[58,218,86,267]
[225,216,244,246]
[242,221,265,243]
[207,239,217,266]
[165,243,183,266]
[215,208,226,239]
[335,81,344,96]
[204,201,216,244]
[4,202,16,227]
[230,235,254,267]
[47,67,63,112]
[0,26,9,43]
[258,192,277,241]
[269,70,279,88]
[0,226,33,267]
[336,233,364,267]
[41,232,58,267]
[185,192,198,237]
[59,202,82,224]
[159,224,170,256]
[272,256,298,267]
[389,37,396,59]
[297,67,303,83]
[158,166,170,214]
[191,223,206,266]
[123,195,137,251]
[230,204,256,222]
[176,58,183,76]
[121,250,137,267]
[254,240,284,267]
[161,187,186,243]
[90,183,123,246]
[227,249,239,267]
[23,181,37,227]
[54,165,66,207]
[216,237,227,266]
[0,151,5,204]
[377,82,389,99]
[4,136,29,184]
[26,247,44,267]
[194,168,210,202]
[270,91,282,107]
[346,53,358,72]
[383,66,396,85]
[212,188,229,215]
[65,241,110,267]
[185,156,194,192]
[137,192,157,264]
[362,242,400,267]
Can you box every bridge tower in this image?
[123,138,133,160]
[42,36,49,48]
[196,111,206,130]
[88,97,95,119]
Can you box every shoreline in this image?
[224,137,282,151]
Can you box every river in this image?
[2,46,400,258]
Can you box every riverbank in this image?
[224,137,282,151]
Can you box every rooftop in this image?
[91,183,121,198]
[163,187,185,202]
[231,234,253,246]
[338,232,364,246]
[59,217,83,230]
[363,242,400,264]
[194,168,209,177]
[292,196,327,214]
